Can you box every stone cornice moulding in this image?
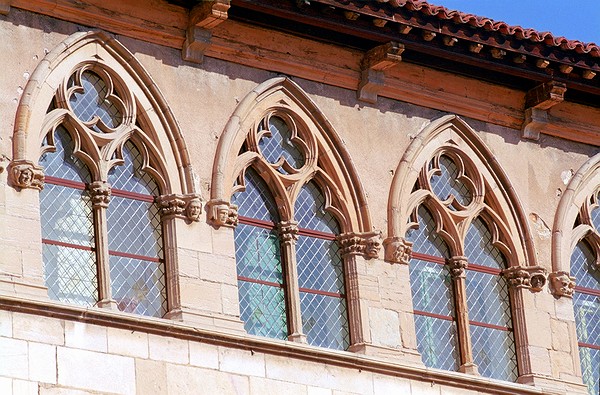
[0,294,564,395]
[6,1,600,146]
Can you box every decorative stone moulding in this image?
[502,266,547,292]
[8,160,45,191]
[157,193,203,222]
[549,271,576,298]
[383,236,413,264]
[89,181,112,208]
[447,256,468,278]
[337,231,382,259]
[182,0,230,64]
[206,199,239,228]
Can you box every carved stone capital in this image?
[337,231,382,259]
[447,256,468,278]
[277,221,299,242]
[206,199,238,228]
[88,181,111,208]
[8,160,45,191]
[549,271,576,298]
[502,266,547,292]
[157,193,203,222]
[383,236,413,264]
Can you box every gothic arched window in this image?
[209,78,377,351]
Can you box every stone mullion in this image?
[278,220,306,343]
[508,287,529,378]
[162,217,181,317]
[88,181,117,310]
[448,256,478,375]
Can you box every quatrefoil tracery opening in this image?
[257,114,307,175]
[427,153,474,211]
[67,68,125,133]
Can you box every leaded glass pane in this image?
[571,241,600,291]
[466,271,512,327]
[296,236,344,294]
[108,141,159,195]
[295,182,339,233]
[406,206,450,257]
[429,155,472,208]
[235,223,282,284]
[410,259,454,316]
[579,346,599,395]
[414,315,459,371]
[465,217,507,269]
[69,70,122,130]
[471,325,518,381]
[109,255,166,317]
[300,292,349,350]
[107,140,165,317]
[39,126,91,183]
[43,244,97,306]
[574,292,600,347]
[258,116,304,173]
[232,168,279,222]
[591,198,600,230]
[238,280,287,340]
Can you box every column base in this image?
[459,362,479,375]
[165,307,246,335]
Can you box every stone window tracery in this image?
[569,191,600,395]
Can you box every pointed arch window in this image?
[210,78,376,351]
[569,192,600,395]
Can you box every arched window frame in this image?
[8,31,201,318]
[552,153,600,395]
[385,115,546,381]
[208,77,380,348]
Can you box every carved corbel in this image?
[502,265,547,292]
[521,81,566,140]
[278,220,299,242]
[88,181,111,208]
[182,0,230,64]
[358,42,404,103]
[549,271,576,298]
[383,236,413,264]
[8,160,45,191]
[206,199,238,228]
[0,0,10,15]
[157,193,203,222]
[447,256,468,278]
[337,231,382,259]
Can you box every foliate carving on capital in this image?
[549,271,576,298]
[206,199,238,228]
[502,266,547,292]
[383,236,413,264]
[337,231,382,259]
[278,221,299,242]
[88,181,111,208]
[447,256,468,278]
[157,194,203,222]
[8,160,45,191]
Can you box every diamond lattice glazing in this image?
[410,259,454,316]
[295,182,339,233]
[43,243,97,306]
[574,291,600,349]
[466,271,512,327]
[405,205,450,257]
[414,315,459,371]
[300,292,349,350]
[258,116,305,173]
[232,167,280,221]
[296,236,344,293]
[429,155,472,208]
[235,224,282,283]
[464,217,507,269]
[238,280,287,340]
[69,70,122,130]
[571,241,600,291]
[108,141,160,195]
[40,126,92,183]
[579,346,599,395]
[110,255,166,317]
[470,324,518,381]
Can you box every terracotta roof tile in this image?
[338,0,600,55]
